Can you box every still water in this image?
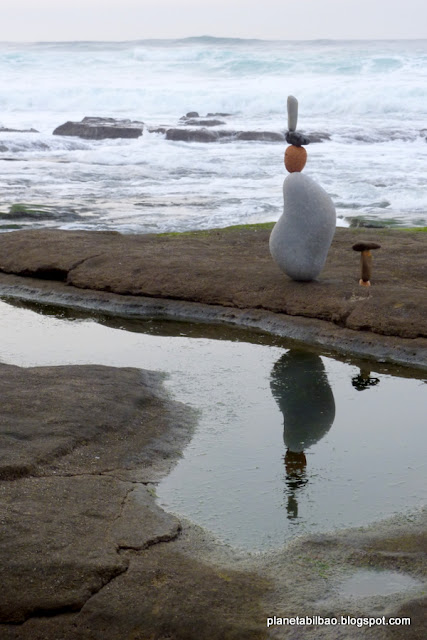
[0,299,425,551]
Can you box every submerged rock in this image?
[53,116,145,139]
[162,128,328,143]
[164,128,286,142]
[235,130,285,141]
[166,127,218,142]
[269,172,336,281]
[0,203,93,228]
[184,118,226,126]
[0,126,38,133]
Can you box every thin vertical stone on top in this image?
[287,96,298,132]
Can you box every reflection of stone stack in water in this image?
[269,96,336,281]
[270,350,336,519]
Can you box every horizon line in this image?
[1,35,427,45]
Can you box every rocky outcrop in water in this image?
[184,118,226,126]
[53,117,145,139]
[158,127,329,143]
[0,127,38,133]
[160,129,328,143]
[163,128,287,142]
[51,114,330,143]
[0,203,95,232]
[165,127,220,142]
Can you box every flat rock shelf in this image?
[0,226,426,368]
[0,225,426,640]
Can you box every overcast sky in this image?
[2,0,426,41]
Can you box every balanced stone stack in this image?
[269,96,336,281]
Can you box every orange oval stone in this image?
[284,145,307,173]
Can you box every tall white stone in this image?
[269,172,336,281]
[287,95,299,132]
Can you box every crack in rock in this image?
[118,522,182,553]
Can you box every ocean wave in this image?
[1,40,426,122]
[1,39,427,232]
[0,135,91,153]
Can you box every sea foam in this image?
[1,38,427,233]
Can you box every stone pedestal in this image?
[269,172,336,281]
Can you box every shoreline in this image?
[1,273,426,371]
[0,225,425,369]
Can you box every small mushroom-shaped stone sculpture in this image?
[352,241,381,286]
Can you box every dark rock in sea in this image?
[166,128,219,142]
[165,128,287,142]
[53,117,145,140]
[185,119,226,126]
[148,126,168,134]
[0,127,38,133]
[180,112,231,121]
[155,126,328,144]
[236,131,285,142]
[0,203,93,228]
[349,217,387,229]
[309,131,330,142]
[286,130,311,146]
[0,141,49,153]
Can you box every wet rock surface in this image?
[184,118,226,126]
[0,362,270,638]
[0,203,90,227]
[0,364,191,482]
[1,363,425,640]
[0,227,426,638]
[0,127,38,133]
[53,117,145,139]
[158,127,328,143]
[51,113,330,143]
[0,227,425,345]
